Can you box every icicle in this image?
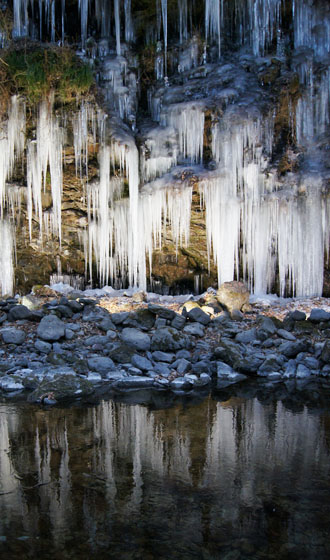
[178,0,188,44]
[141,126,178,182]
[205,0,221,58]
[0,219,14,296]
[27,100,63,242]
[114,0,121,56]
[79,0,90,47]
[0,96,26,210]
[61,0,65,44]
[12,0,29,38]
[161,0,168,77]
[124,0,134,43]
[165,102,205,163]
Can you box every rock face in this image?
[0,1,328,298]
[216,282,250,313]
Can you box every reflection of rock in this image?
[216,281,250,313]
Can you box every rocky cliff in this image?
[0,0,329,296]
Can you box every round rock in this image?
[37,315,66,341]
[120,328,151,351]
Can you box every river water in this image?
[1,384,330,559]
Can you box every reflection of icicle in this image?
[0,220,14,296]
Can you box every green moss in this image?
[2,45,94,104]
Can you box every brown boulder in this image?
[216,281,250,313]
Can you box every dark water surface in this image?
[1,388,330,559]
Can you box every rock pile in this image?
[0,288,329,404]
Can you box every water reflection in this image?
[1,395,330,559]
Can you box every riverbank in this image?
[0,284,329,405]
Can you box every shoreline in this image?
[0,284,329,405]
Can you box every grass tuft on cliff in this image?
[0,44,94,105]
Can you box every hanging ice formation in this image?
[1,0,330,296]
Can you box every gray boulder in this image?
[121,328,151,351]
[217,361,234,377]
[186,306,211,325]
[296,364,311,378]
[87,356,116,373]
[258,316,277,335]
[154,363,171,376]
[279,340,309,358]
[258,355,283,373]
[152,350,175,362]
[35,340,52,354]
[308,309,330,323]
[37,315,66,341]
[1,328,26,345]
[148,304,176,320]
[114,377,154,389]
[131,354,153,371]
[213,339,243,367]
[277,329,296,341]
[287,310,306,321]
[235,328,257,344]
[8,304,32,321]
[171,314,186,330]
[321,340,330,364]
[183,323,205,337]
[84,335,109,346]
[151,327,189,352]
[172,358,191,374]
